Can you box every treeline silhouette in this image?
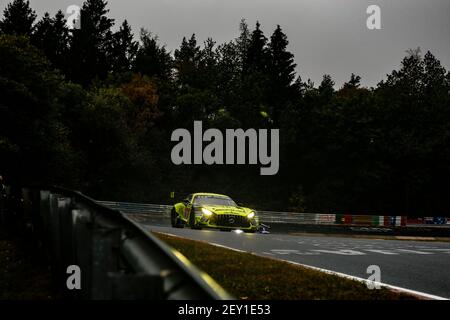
[1,0,450,215]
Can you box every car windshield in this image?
[193,195,237,207]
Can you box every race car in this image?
[171,193,259,232]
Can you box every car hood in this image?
[201,205,252,215]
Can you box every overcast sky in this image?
[1,0,449,87]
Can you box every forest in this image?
[1,0,450,215]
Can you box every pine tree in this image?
[68,0,115,85]
[243,21,268,75]
[134,29,172,81]
[423,51,447,94]
[198,38,218,90]
[343,73,361,89]
[215,40,240,108]
[110,20,138,73]
[235,18,251,69]
[0,0,36,36]
[319,74,335,96]
[268,25,296,88]
[373,49,450,214]
[238,22,272,126]
[267,24,298,122]
[32,11,70,72]
[174,34,202,88]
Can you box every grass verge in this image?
[155,232,418,300]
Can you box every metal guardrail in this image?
[99,201,171,216]
[1,187,232,300]
[256,211,336,224]
[97,201,395,226]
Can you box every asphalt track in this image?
[143,223,450,299]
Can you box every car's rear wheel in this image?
[171,209,184,228]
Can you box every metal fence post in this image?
[72,208,93,299]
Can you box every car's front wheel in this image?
[189,207,202,230]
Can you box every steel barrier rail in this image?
[3,186,232,300]
[98,201,171,215]
[97,201,392,226]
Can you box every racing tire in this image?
[189,206,202,230]
[171,209,184,228]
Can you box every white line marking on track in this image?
[311,249,366,255]
[422,249,450,253]
[210,243,246,253]
[154,231,248,254]
[396,249,434,255]
[365,249,399,255]
[297,252,321,255]
[271,249,300,254]
[156,232,180,238]
[281,260,449,301]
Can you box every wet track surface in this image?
[143,222,450,299]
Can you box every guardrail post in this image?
[72,208,93,299]
[90,222,122,299]
[57,196,76,297]
[48,193,65,288]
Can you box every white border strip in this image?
[154,231,449,300]
[154,231,247,253]
[210,243,246,253]
[280,259,448,300]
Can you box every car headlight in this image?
[247,211,255,219]
[201,208,213,216]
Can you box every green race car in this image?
[171,193,259,232]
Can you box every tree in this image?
[110,20,138,73]
[268,25,296,88]
[0,0,36,36]
[373,49,450,215]
[32,10,70,73]
[134,29,172,81]
[243,21,268,75]
[77,87,137,195]
[235,18,251,69]
[237,22,272,127]
[343,73,361,90]
[318,74,335,97]
[68,0,115,85]
[267,25,298,123]
[121,74,161,139]
[198,37,218,90]
[215,40,240,109]
[174,34,202,89]
[0,34,77,185]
